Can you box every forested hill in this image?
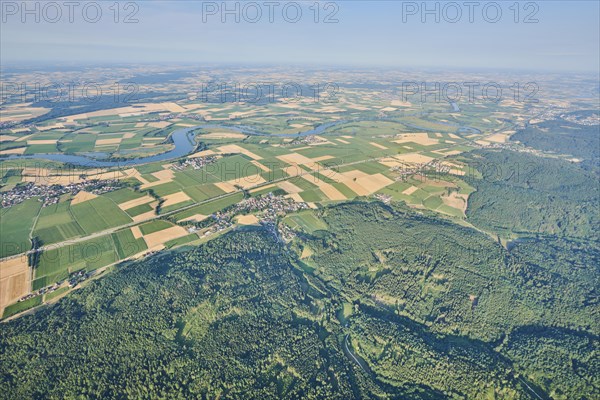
[1,202,597,399]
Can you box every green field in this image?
[70,197,132,234]
[0,198,41,258]
[35,235,117,288]
[2,295,42,319]
[283,211,328,234]
[33,202,85,245]
[112,229,148,259]
[139,220,172,235]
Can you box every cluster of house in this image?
[17,270,92,304]
[562,112,599,126]
[286,135,328,146]
[67,270,91,287]
[172,155,217,171]
[154,113,204,122]
[1,179,123,208]
[191,193,309,239]
[0,121,22,129]
[390,161,444,181]
[276,223,298,242]
[373,193,392,204]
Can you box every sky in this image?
[1,1,599,72]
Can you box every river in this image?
[4,118,479,167]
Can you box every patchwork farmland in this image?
[0,87,523,318]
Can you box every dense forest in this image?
[462,149,599,239]
[1,202,597,399]
[511,112,599,169]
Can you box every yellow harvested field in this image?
[152,169,175,181]
[217,144,262,160]
[448,133,461,139]
[132,208,157,223]
[251,160,271,172]
[277,181,304,194]
[391,100,412,107]
[201,132,247,139]
[236,214,260,225]
[353,173,394,194]
[249,183,277,194]
[393,133,439,146]
[64,102,184,122]
[123,132,137,139]
[148,121,172,128]
[27,139,57,145]
[277,103,301,109]
[315,106,346,113]
[277,152,315,167]
[433,149,462,156]
[162,192,192,208]
[402,186,419,195]
[486,133,509,143]
[341,135,354,139]
[340,170,370,180]
[142,226,189,249]
[135,122,147,128]
[179,214,209,223]
[188,149,216,158]
[36,123,64,131]
[118,196,155,210]
[338,173,394,196]
[95,138,121,146]
[441,191,468,213]
[288,193,304,202]
[0,147,26,155]
[369,142,388,150]
[123,168,150,185]
[94,171,129,181]
[300,175,346,201]
[1,256,29,280]
[131,226,143,239]
[162,102,187,113]
[341,180,370,196]
[378,157,404,168]
[0,256,30,314]
[224,175,267,190]
[71,191,98,205]
[0,105,48,123]
[300,246,313,259]
[0,135,18,142]
[214,182,237,193]
[395,153,435,164]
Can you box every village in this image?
[186,192,309,240]
[0,179,124,208]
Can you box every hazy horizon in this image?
[2,1,599,72]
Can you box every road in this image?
[344,333,369,373]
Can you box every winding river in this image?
[3,121,350,168]
[4,119,479,167]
